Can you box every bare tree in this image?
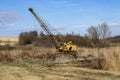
[87,23,111,68]
[87,26,100,39]
[99,22,111,39]
[98,22,111,47]
[87,22,111,48]
[87,26,100,47]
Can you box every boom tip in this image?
[28,8,33,12]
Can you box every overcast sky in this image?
[0,0,120,37]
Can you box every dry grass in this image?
[0,37,18,45]
[0,46,56,62]
[0,46,120,72]
[0,46,120,80]
[77,47,120,71]
[0,37,18,42]
[0,61,120,80]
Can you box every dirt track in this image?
[0,62,120,80]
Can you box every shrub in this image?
[19,31,38,45]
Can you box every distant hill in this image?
[108,35,120,43]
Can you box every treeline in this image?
[18,22,120,48]
[18,31,110,48]
[109,35,120,43]
[19,31,89,47]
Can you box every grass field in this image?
[0,37,18,42]
[0,37,18,45]
[0,61,120,80]
[0,43,120,80]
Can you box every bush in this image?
[19,31,38,45]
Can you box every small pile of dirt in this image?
[54,53,76,63]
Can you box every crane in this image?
[28,8,77,53]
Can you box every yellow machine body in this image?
[50,35,77,52]
[57,41,77,52]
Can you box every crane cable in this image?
[30,9,65,42]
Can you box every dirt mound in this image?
[40,52,77,62]
[54,53,76,63]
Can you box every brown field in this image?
[0,37,18,42]
[0,46,120,80]
[0,37,18,45]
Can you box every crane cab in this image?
[57,41,77,52]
